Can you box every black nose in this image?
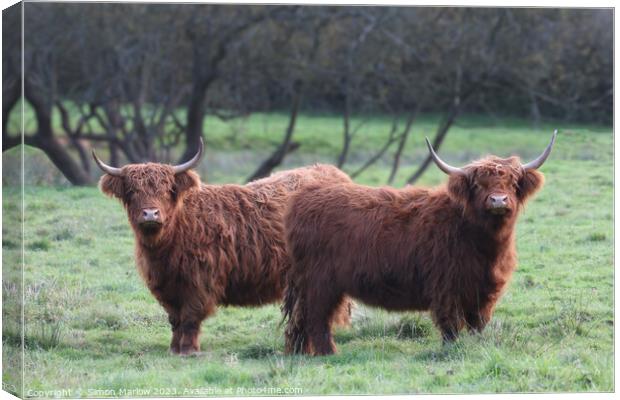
[142,208,160,222]
[490,195,508,208]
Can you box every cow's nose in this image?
[490,195,508,208]
[142,208,160,221]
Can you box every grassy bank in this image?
[2,114,613,395]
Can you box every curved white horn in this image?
[173,137,204,174]
[425,137,465,176]
[92,150,122,176]
[522,130,557,171]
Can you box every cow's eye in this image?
[123,190,134,205]
[170,186,178,201]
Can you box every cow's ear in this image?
[99,175,124,199]
[174,170,200,195]
[518,169,544,201]
[447,173,471,204]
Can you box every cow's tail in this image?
[281,279,310,355]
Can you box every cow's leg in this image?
[466,300,497,334]
[283,286,313,355]
[159,300,182,354]
[432,303,465,345]
[178,320,202,355]
[439,322,459,344]
[305,289,343,356]
[168,314,182,354]
[285,316,313,355]
[177,298,215,356]
[330,297,354,328]
[307,320,336,355]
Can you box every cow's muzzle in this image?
[139,208,163,229]
[487,195,509,215]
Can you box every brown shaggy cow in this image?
[283,132,557,355]
[93,140,353,355]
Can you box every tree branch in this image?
[350,117,401,179]
[387,108,417,184]
[246,83,303,182]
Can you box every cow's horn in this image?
[425,137,465,176]
[92,150,122,176]
[172,137,204,174]
[522,130,557,171]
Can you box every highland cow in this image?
[283,132,557,355]
[93,140,353,355]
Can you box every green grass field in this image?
[2,113,614,395]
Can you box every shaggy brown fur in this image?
[99,163,352,355]
[283,156,545,355]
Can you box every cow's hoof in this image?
[178,346,202,356]
[179,350,205,357]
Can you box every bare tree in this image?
[3,3,92,184]
[180,5,282,163]
[246,82,302,182]
[2,4,21,146]
[4,3,192,183]
[2,5,611,186]
[335,11,378,168]
[246,7,332,181]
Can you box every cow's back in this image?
[183,164,350,306]
[247,164,352,193]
